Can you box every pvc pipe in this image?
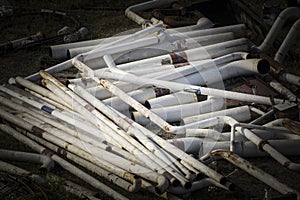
[0,149,54,171]
[68,83,226,184]
[68,32,235,59]
[22,128,142,193]
[159,58,269,86]
[50,35,125,59]
[275,18,300,63]
[279,72,300,87]
[125,0,178,26]
[115,38,249,71]
[103,87,156,111]
[82,31,166,61]
[208,150,298,196]
[191,116,300,172]
[112,110,227,185]
[93,71,286,106]
[87,52,250,100]
[266,75,299,102]
[0,94,109,150]
[132,98,225,125]
[145,91,198,109]
[0,160,45,184]
[14,76,71,108]
[201,139,300,158]
[168,137,203,155]
[0,85,107,143]
[0,124,128,200]
[69,84,195,181]
[185,129,227,141]
[41,72,188,188]
[256,7,300,52]
[182,106,251,125]
[167,178,233,195]
[0,108,167,194]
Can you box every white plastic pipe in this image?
[209,150,298,196]
[41,72,189,188]
[132,97,225,125]
[94,71,286,106]
[0,149,54,171]
[0,124,128,200]
[145,91,198,109]
[103,87,156,111]
[182,106,251,125]
[125,0,179,26]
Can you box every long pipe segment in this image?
[274,18,300,63]
[0,124,128,200]
[68,84,193,181]
[71,59,227,184]
[206,150,298,196]
[0,149,54,171]
[92,69,286,106]
[0,160,46,184]
[256,7,300,52]
[40,72,190,189]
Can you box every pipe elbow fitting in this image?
[39,156,55,172]
[154,175,169,195]
[127,176,142,193]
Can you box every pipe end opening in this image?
[220,177,227,185]
[171,178,180,187]
[144,100,151,109]
[257,59,270,74]
[184,181,192,190]
[154,187,163,195]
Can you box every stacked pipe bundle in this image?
[1,2,300,199]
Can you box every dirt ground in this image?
[0,0,300,199]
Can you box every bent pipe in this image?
[256,7,300,52]
[0,149,54,171]
[189,116,300,172]
[208,150,298,196]
[125,0,177,26]
[274,18,300,63]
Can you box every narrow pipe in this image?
[68,83,226,184]
[0,160,45,184]
[69,84,193,180]
[40,72,184,189]
[274,18,300,63]
[95,70,286,106]
[0,124,128,200]
[0,85,108,143]
[0,149,54,171]
[14,76,71,108]
[279,72,300,87]
[209,150,298,196]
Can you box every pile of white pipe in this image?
[1,6,300,199]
